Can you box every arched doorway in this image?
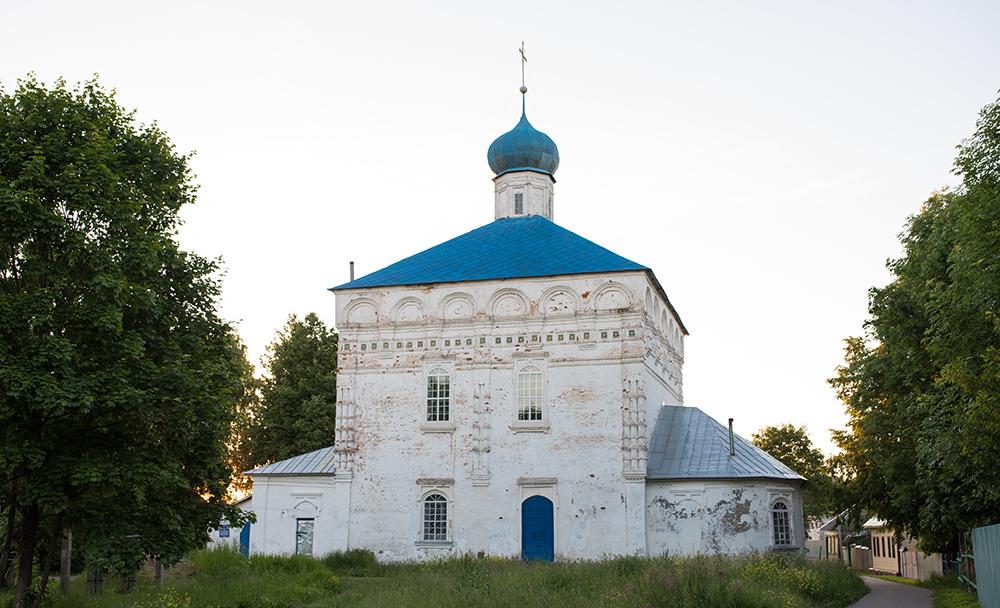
[521,495,554,561]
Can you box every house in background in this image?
[864,517,944,580]
[813,512,872,572]
[207,495,253,557]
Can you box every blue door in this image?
[521,496,554,561]
[239,522,251,557]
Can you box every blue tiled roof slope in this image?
[332,215,647,290]
[246,446,336,477]
[647,406,805,482]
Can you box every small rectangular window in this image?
[426,370,450,422]
[514,192,524,215]
[517,366,543,421]
[296,519,315,556]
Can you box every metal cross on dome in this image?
[519,41,528,94]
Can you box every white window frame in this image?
[770,499,793,548]
[416,490,452,545]
[514,191,524,215]
[421,365,455,432]
[511,361,548,432]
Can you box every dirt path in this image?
[848,576,933,608]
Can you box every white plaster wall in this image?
[207,499,252,551]
[493,171,555,219]
[248,476,348,557]
[206,522,245,551]
[645,480,805,555]
[334,271,683,560]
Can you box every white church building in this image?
[246,87,806,561]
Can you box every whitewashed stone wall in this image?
[645,480,805,555]
[248,475,348,557]
[334,271,684,560]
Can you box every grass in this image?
[870,573,980,608]
[934,588,981,608]
[13,549,869,608]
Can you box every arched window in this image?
[426,368,450,422]
[422,494,448,541]
[517,365,543,421]
[772,500,791,546]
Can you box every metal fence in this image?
[972,523,1000,608]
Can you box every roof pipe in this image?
[349,261,355,282]
[728,418,735,457]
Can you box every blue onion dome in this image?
[487,110,560,178]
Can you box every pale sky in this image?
[4,1,999,454]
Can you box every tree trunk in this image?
[121,572,137,594]
[154,556,162,588]
[59,530,72,594]
[35,536,56,608]
[12,503,39,608]
[0,479,18,588]
[86,568,103,594]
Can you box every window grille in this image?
[422,494,448,541]
[514,192,524,214]
[426,369,450,422]
[771,501,791,546]
[517,366,543,421]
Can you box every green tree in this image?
[830,92,1000,552]
[751,424,837,520]
[250,313,338,466]
[227,339,262,497]
[0,76,249,606]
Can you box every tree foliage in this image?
[248,313,338,467]
[830,92,1000,552]
[751,424,837,520]
[0,76,250,605]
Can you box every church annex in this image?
[246,83,805,561]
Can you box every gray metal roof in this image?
[246,446,336,477]
[647,406,806,482]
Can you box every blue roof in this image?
[647,406,806,482]
[246,446,336,477]
[333,215,647,290]
[487,109,560,178]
